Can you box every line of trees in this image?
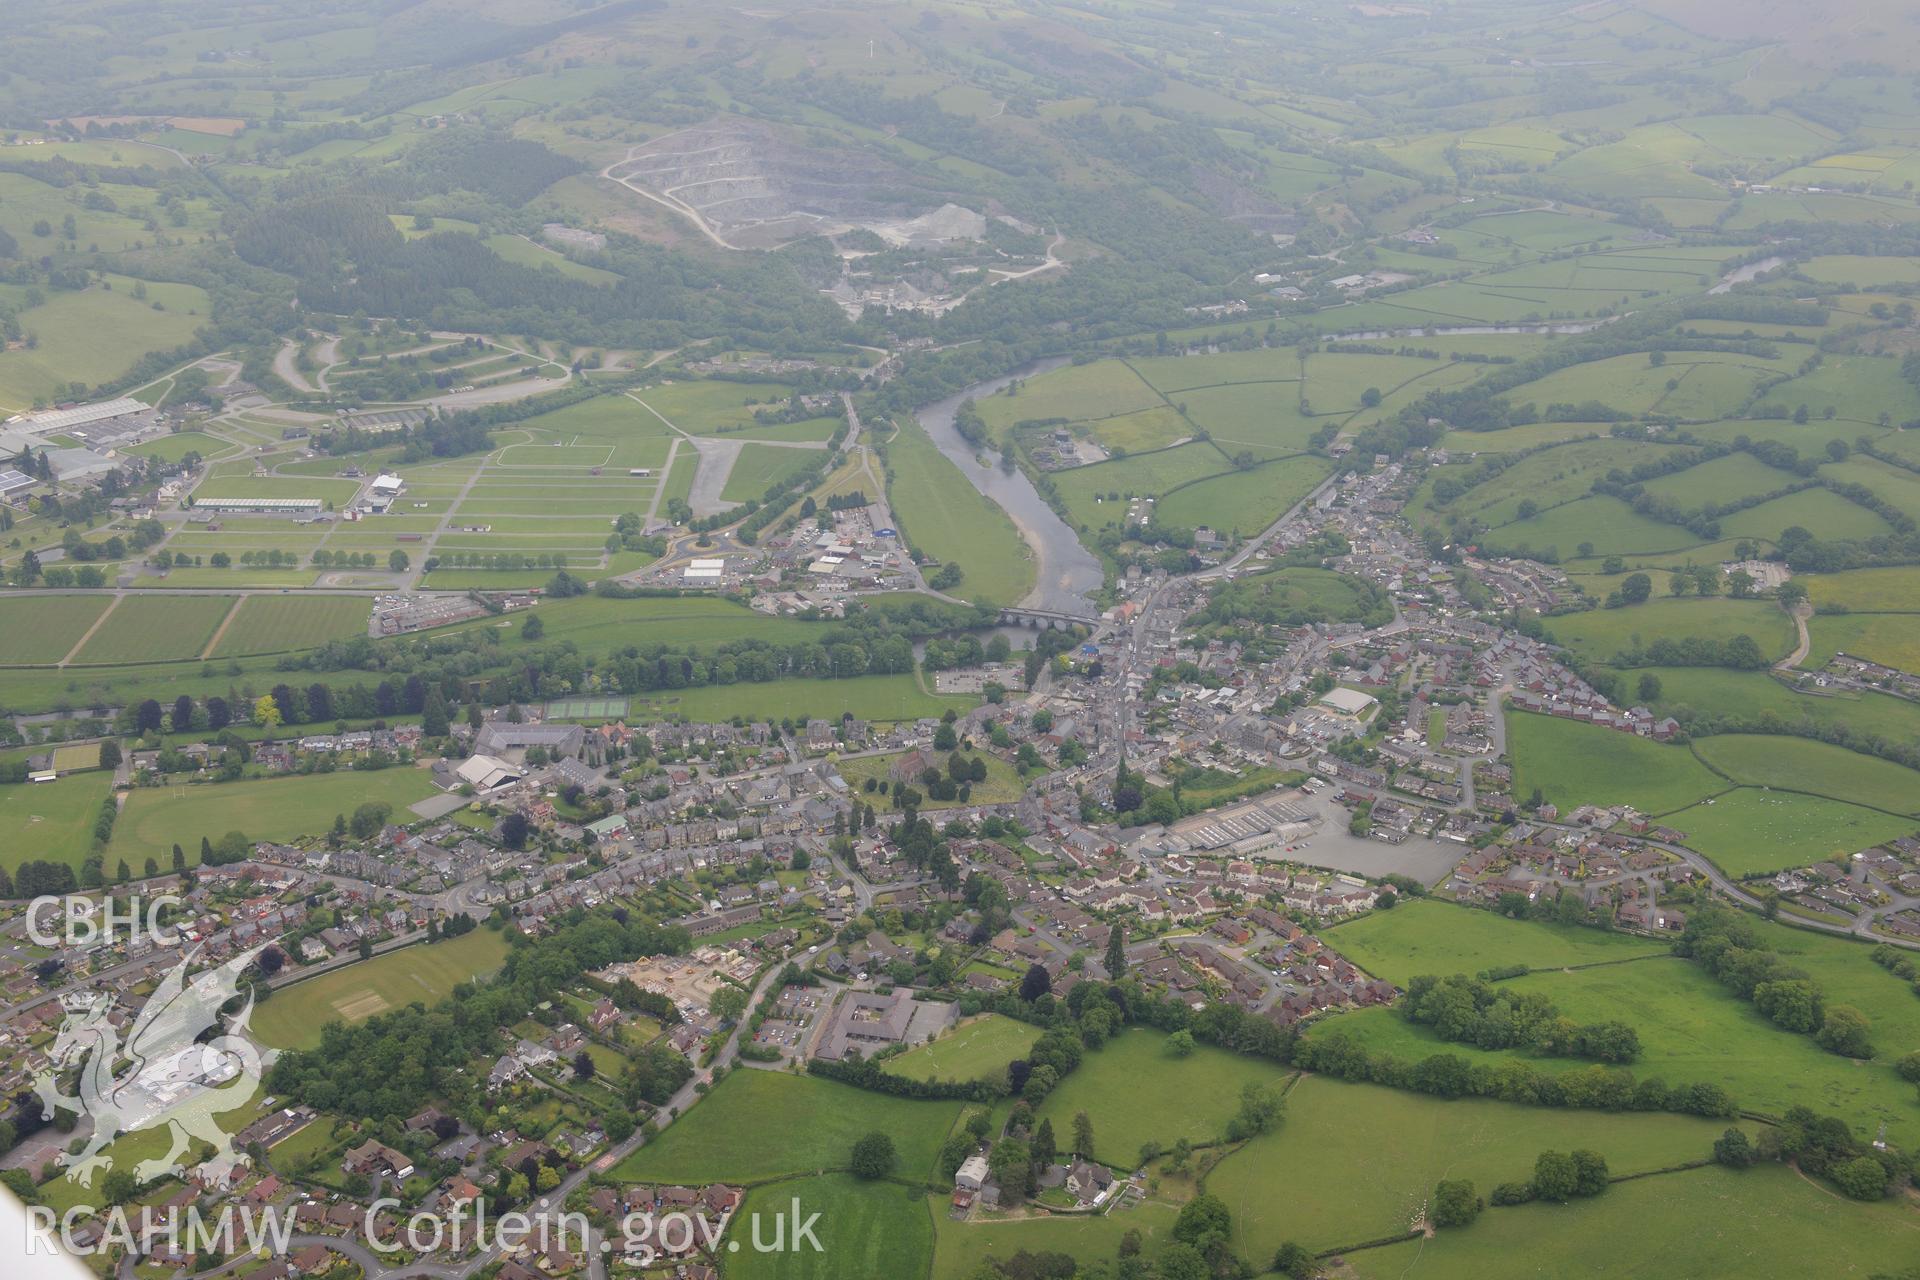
[268,911,690,1122]
[1401,973,1641,1062]
[1674,908,1874,1057]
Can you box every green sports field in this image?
[0,595,112,664]
[207,595,371,657]
[252,928,512,1050]
[727,1175,934,1280]
[112,767,441,863]
[50,742,101,772]
[68,595,233,665]
[884,1015,1040,1084]
[0,772,115,873]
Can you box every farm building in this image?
[193,497,324,513]
[26,397,150,433]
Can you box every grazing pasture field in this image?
[0,277,212,411]
[974,360,1160,436]
[885,1015,1041,1083]
[1635,667,1920,744]
[1692,733,1920,815]
[1314,956,1920,1148]
[0,595,112,664]
[1347,1164,1920,1280]
[1210,1075,1736,1259]
[69,595,231,665]
[1754,354,1920,423]
[886,416,1034,606]
[1324,900,1667,986]
[1201,565,1380,621]
[1031,1028,1286,1166]
[208,596,370,657]
[1637,452,1795,510]
[1489,495,1696,557]
[1716,486,1891,544]
[1441,421,1616,452]
[1126,349,1299,393]
[1800,254,1920,285]
[1753,918,1920,1058]
[1075,405,1190,454]
[1505,710,1723,815]
[252,929,512,1050]
[1053,442,1233,532]
[1435,439,1690,528]
[613,1070,963,1184]
[1819,457,1920,524]
[1503,351,1779,418]
[1804,611,1920,673]
[1801,565,1920,613]
[1540,598,1794,665]
[112,767,440,862]
[719,443,822,503]
[1177,383,1322,456]
[1154,454,1334,536]
[1662,789,1917,877]
[1303,351,1447,411]
[630,379,800,434]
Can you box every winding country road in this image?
[1775,600,1813,671]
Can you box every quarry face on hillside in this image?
[605,118,980,249]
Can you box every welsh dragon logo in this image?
[32,946,274,1190]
